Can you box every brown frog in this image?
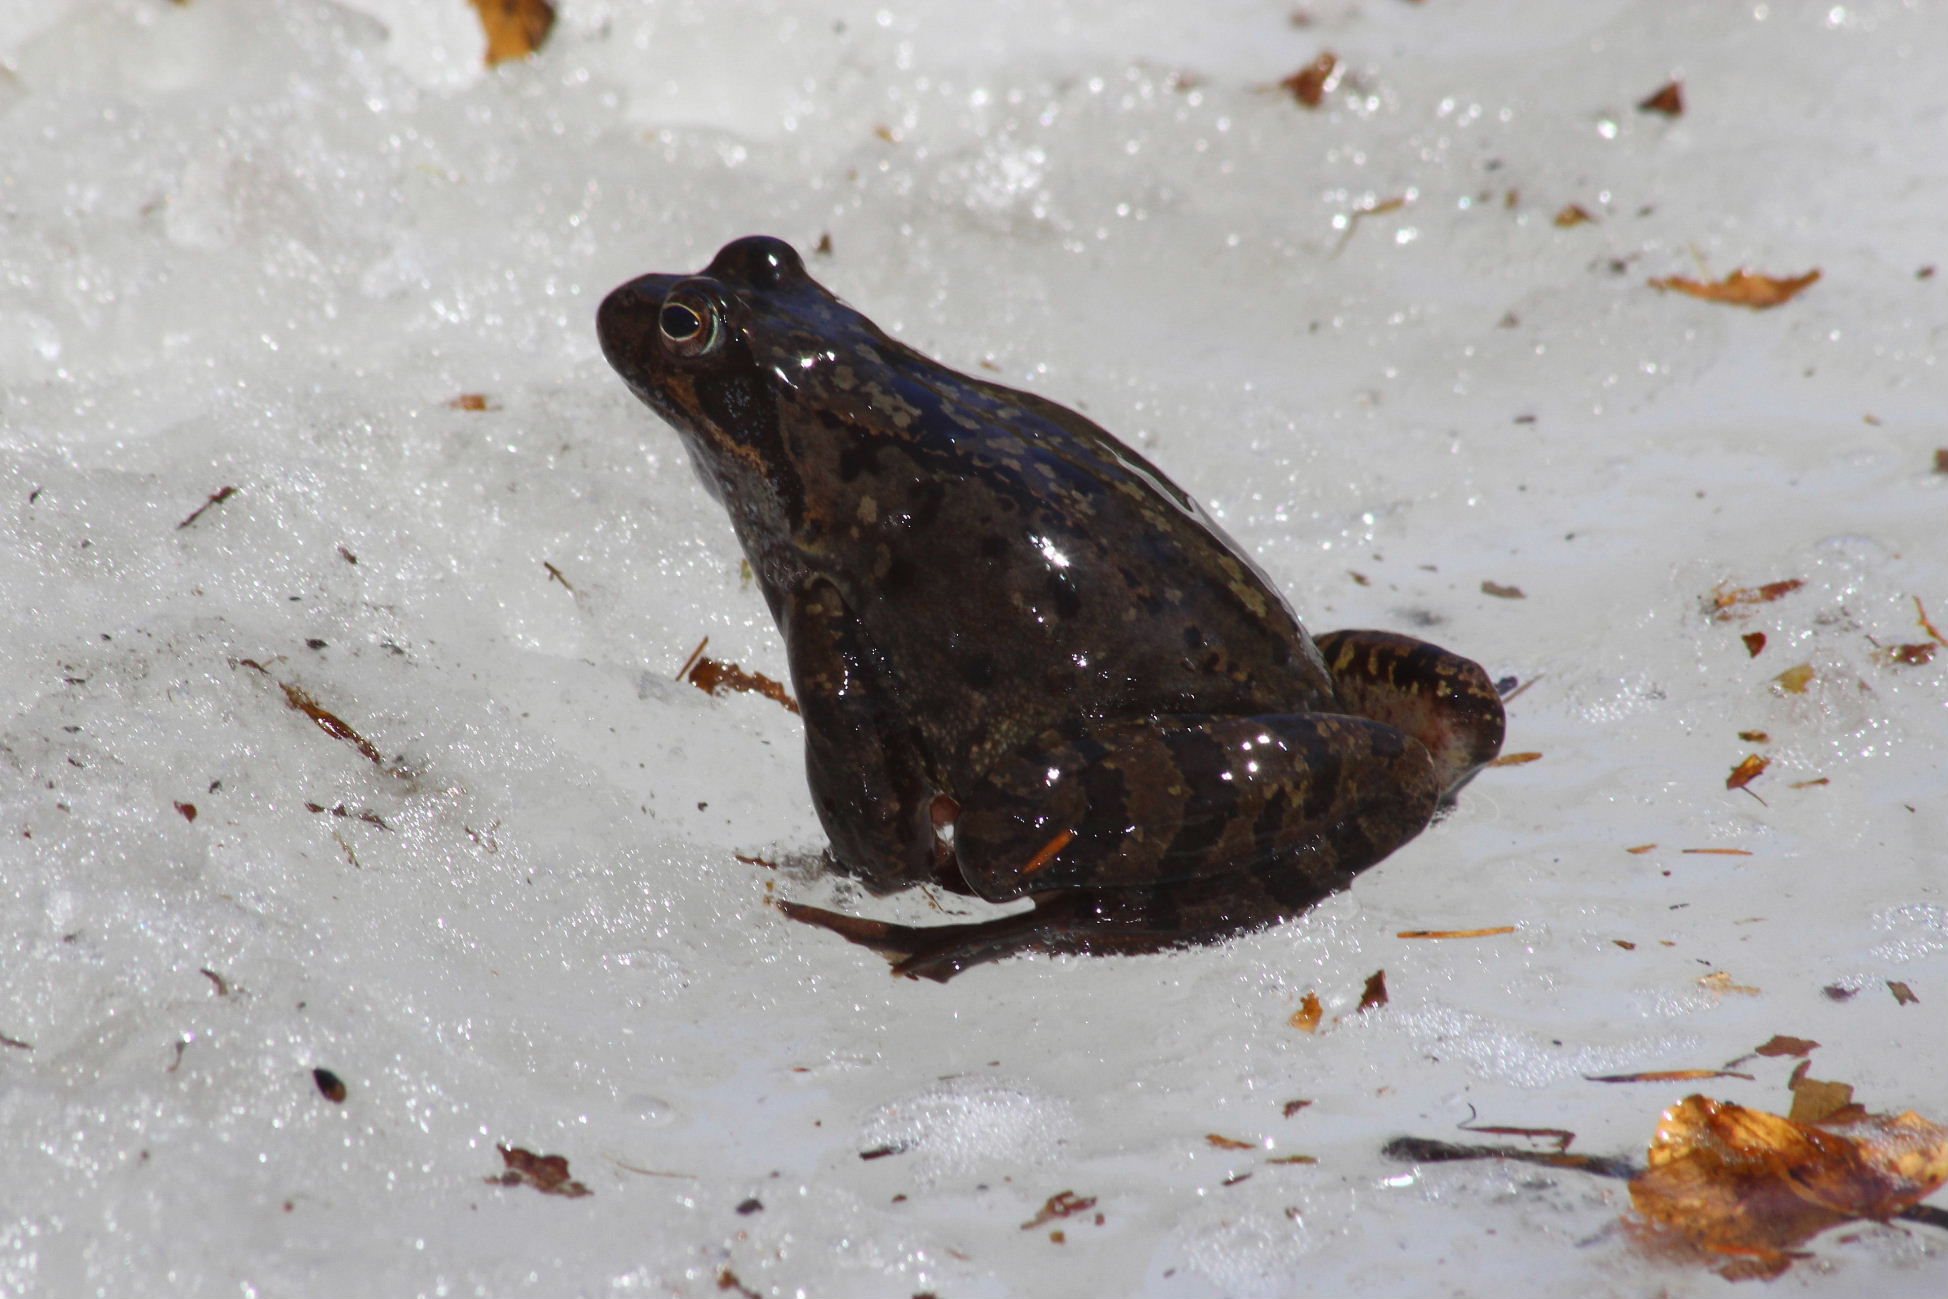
[597,236,1505,981]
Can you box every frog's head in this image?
[598,235,862,518]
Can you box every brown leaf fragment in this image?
[1629,1094,1948,1280]
[1289,991,1323,1033]
[176,485,238,530]
[279,683,385,767]
[1638,80,1685,116]
[445,393,499,411]
[1699,970,1760,997]
[1206,1133,1257,1150]
[1726,754,1768,791]
[686,656,800,714]
[1457,1113,1576,1151]
[1588,1069,1757,1084]
[1787,1076,1858,1125]
[1916,595,1948,646]
[1772,663,1815,694]
[1741,631,1766,656]
[1821,984,1857,1002]
[1615,939,1638,949]
[1278,52,1341,107]
[1480,579,1526,598]
[1488,751,1542,767]
[717,1269,760,1299]
[1357,968,1389,1013]
[1347,570,1370,586]
[1682,848,1752,856]
[489,1144,591,1197]
[1790,777,1829,789]
[542,560,573,592]
[1935,448,1948,474]
[1552,204,1595,228]
[312,1067,347,1103]
[1281,1099,1314,1118]
[1884,641,1937,665]
[1021,1190,1097,1229]
[1737,729,1769,742]
[857,1143,908,1161]
[1888,981,1919,1006]
[1710,578,1804,618]
[1625,844,1657,854]
[1755,1035,1819,1058]
[1266,1153,1318,1165]
[1383,1136,1639,1180]
[471,0,555,66]
[199,968,229,995]
[1651,268,1820,310]
[0,1032,29,1050]
[174,801,198,821]
[1397,926,1517,939]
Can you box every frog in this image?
[596,235,1505,982]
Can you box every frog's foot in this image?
[1313,628,1506,798]
[776,895,1094,982]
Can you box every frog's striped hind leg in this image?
[1313,629,1506,799]
[949,712,1441,904]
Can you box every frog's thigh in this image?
[784,582,939,889]
[953,713,1440,902]
[1314,628,1506,796]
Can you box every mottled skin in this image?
[597,236,1505,980]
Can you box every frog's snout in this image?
[596,275,670,377]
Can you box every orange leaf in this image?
[472,0,555,66]
[1650,268,1820,310]
[1726,754,1768,791]
[1289,991,1323,1033]
[1628,1095,1948,1280]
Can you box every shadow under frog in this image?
[597,236,1505,982]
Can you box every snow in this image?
[2,1,1944,1295]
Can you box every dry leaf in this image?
[1754,1035,1819,1059]
[1357,969,1389,1012]
[1650,268,1820,310]
[472,0,555,66]
[446,393,498,411]
[1885,642,1937,666]
[1737,729,1769,742]
[1699,970,1760,997]
[1625,844,1658,854]
[1726,754,1768,791]
[1281,1099,1313,1118]
[1552,204,1595,228]
[1888,981,1919,1006]
[1741,631,1766,657]
[1205,1133,1257,1150]
[1278,52,1341,107]
[1397,926,1517,939]
[1489,751,1542,767]
[1020,1190,1096,1229]
[1588,1069,1756,1084]
[312,1067,347,1103]
[1629,1094,1948,1280]
[1638,81,1685,116]
[1480,579,1526,598]
[488,1144,591,1197]
[1773,663,1816,694]
[1788,1077,1858,1125]
[1710,578,1804,618]
[686,656,800,714]
[1289,991,1323,1033]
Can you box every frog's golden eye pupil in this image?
[660,303,703,342]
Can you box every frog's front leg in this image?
[1313,629,1506,799]
[953,712,1442,903]
[782,579,946,893]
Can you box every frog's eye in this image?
[658,293,722,358]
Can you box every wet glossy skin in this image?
[598,236,1505,980]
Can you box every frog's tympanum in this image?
[597,236,1505,981]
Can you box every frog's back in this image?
[785,347,1339,771]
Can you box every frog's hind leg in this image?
[779,866,1347,983]
[1314,628,1506,799]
